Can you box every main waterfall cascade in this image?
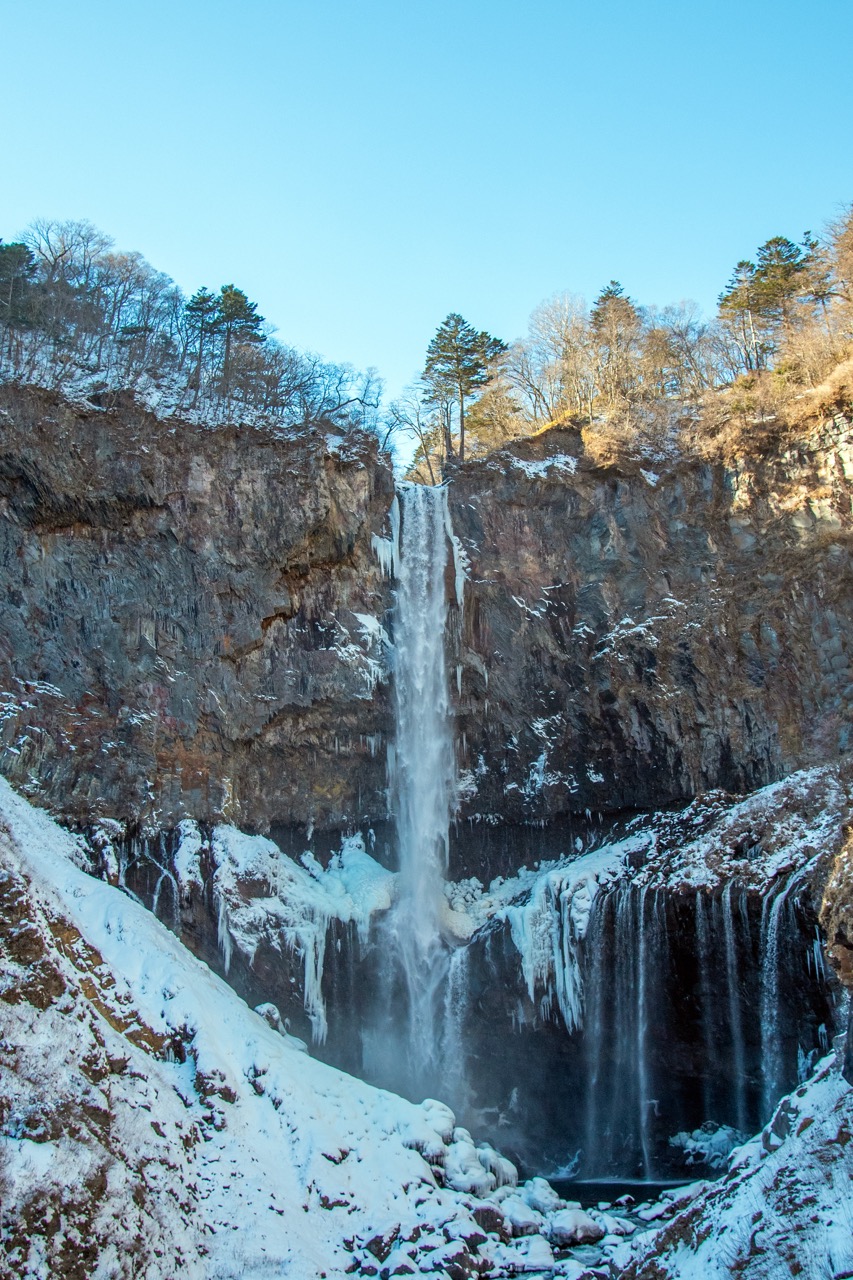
[363,483,466,1101]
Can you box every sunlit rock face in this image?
[447,417,853,834]
[0,385,395,834]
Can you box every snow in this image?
[172,819,205,890]
[626,764,848,892]
[512,453,579,479]
[0,776,535,1277]
[208,825,394,1041]
[549,1206,605,1244]
[669,1123,746,1169]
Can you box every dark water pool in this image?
[550,1178,693,1207]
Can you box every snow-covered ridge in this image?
[621,764,849,891]
[511,453,579,479]
[620,1055,853,1279]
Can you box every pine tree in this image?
[218,284,264,391]
[422,313,506,462]
[185,287,220,404]
[590,281,642,408]
[753,236,815,328]
[718,261,764,371]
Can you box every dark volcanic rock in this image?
[0,385,395,832]
[449,418,853,822]
[3,385,852,859]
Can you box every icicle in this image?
[442,495,469,606]
[300,919,329,1044]
[217,894,233,974]
[721,881,747,1133]
[372,493,401,579]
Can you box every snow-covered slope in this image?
[3,773,852,1279]
[0,778,514,1278]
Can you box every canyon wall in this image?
[2,385,851,855]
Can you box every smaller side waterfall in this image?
[578,876,835,1179]
[720,881,749,1133]
[582,884,669,1178]
[759,876,794,1118]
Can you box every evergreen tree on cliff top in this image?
[218,284,264,390]
[423,313,506,462]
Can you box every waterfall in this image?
[759,877,790,1119]
[721,880,748,1133]
[582,883,667,1178]
[441,946,472,1113]
[365,482,466,1101]
[695,890,716,1123]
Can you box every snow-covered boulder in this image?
[548,1206,606,1245]
[421,1097,456,1143]
[444,1135,497,1196]
[476,1141,518,1188]
[498,1193,547,1236]
[521,1174,564,1214]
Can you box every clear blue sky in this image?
[3,0,851,400]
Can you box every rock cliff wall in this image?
[0,386,394,833]
[2,386,851,857]
[449,417,853,828]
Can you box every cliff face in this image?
[0,386,394,834]
[2,385,852,852]
[449,417,853,825]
